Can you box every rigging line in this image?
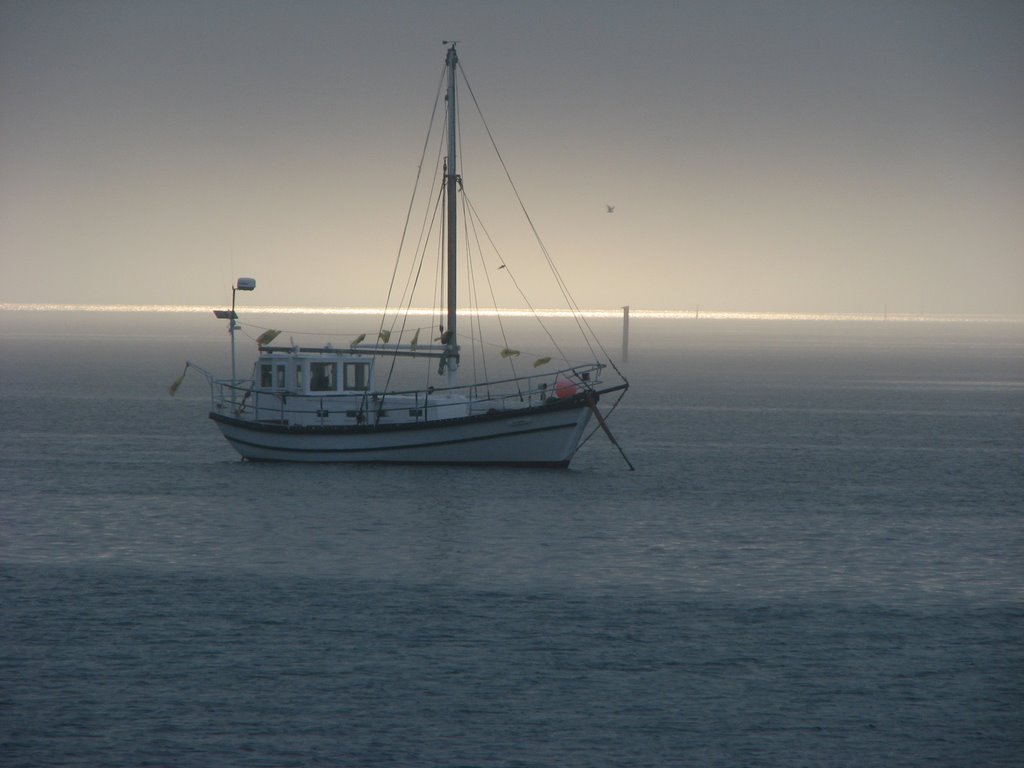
[400,176,445,315]
[458,68,598,362]
[455,90,486,388]
[426,221,447,385]
[465,196,521,390]
[236,323,343,348]
[458,326,580,363]
[462,192,569,363]
[380,183,447,397]
[238,322,333,343]
[463,192,518,382]
[456,88,606,376]
[464,199,491,382]
[404,219,445,392]
[435,181,446,327]
[386,113,449,341]
[462,195,485,386]
[377,62,448,348]
[393,174,445,328]
[452,85,502,376]
[457,187,481,382]
[460,68,629,387]
[456,60,615,379]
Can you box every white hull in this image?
[210,397,595,466]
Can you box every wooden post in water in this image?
[622,305,630,363]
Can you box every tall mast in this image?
[444,42,459,385]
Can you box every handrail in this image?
[210,362,608,423]
[213,362,604,401]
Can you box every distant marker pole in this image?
[622,305,630,363]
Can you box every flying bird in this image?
[606,204,615,213]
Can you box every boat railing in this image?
[456,363,605,407]
[211,363,605,423]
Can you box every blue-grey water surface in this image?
[2,313,1022,766]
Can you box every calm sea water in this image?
[2,313,1022,766]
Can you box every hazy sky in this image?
[2,0,1022,314]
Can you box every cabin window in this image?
[260,364,273,387]
[310,362,337,392]
[276,365,286,388]
[344,362,370,391]
[295,365,304,391]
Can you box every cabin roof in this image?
[258,344,448,359]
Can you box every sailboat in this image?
[179,44,629,466]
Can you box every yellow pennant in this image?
[168,365,187,396]
[533,356,552,368]
[350,333,366,348]
[501,348,521,358]
[257,329,281,346]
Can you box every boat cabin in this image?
[255,350,374,396]
[233,346,385,426]
[231,344,472,427]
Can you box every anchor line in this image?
[584,391,634,471]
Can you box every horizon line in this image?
[1,302,1022,323]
